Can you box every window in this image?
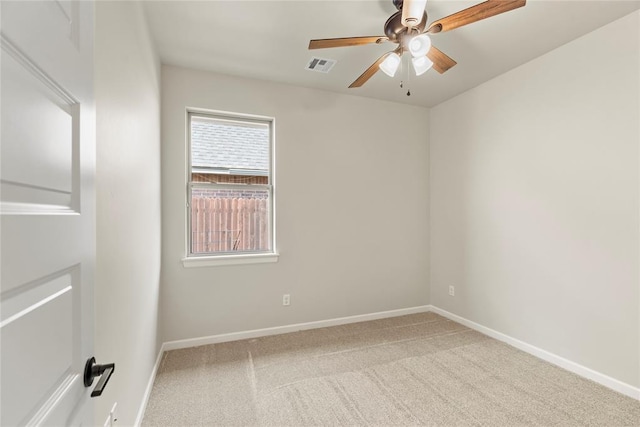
[185,111,276,265]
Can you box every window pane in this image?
[190,116,269,180]
[188,112,274,258]
[191,187,271,254]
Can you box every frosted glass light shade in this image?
[379,53,401,77]
[409,34,431,58]
[401,0,428,27]
[412,55,433,76]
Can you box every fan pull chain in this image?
[399,52,404,90]
[406,54,411,96]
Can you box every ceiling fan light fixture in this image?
[401,0,428,28]
[412,55,433,76]
[379,52,401,77]
[409,34,431,58]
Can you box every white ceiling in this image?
[142,0,640,107]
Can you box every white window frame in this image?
[182,108,278,267]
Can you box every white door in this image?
[1,1,96,425]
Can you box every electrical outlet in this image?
[282,294,290,306]
[449,286,455,296]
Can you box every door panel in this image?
[1,270,75,426]
[1,40,76,208]
[1,1,95,425]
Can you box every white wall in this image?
[430,11,639,388]
[95,2,162,425]
[161,65,430,342]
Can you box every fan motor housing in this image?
[384,11,427,42]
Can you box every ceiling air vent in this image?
[305,57,336,73]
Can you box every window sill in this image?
[182,253,279,268]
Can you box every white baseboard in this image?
[163,305,431,351]
[134,342,167,427]
[428,305,640,401]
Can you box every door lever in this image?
[84,357,115,397]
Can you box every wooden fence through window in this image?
[191,196,269,253]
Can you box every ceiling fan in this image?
[308,0,526,88]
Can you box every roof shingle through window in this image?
[191,119,269,172]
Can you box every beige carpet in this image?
[142,312,640,426]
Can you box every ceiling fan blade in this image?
[426,46,457,74]
[427,0,526,34]
[349,52,391,88]
[309,36,386,50]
